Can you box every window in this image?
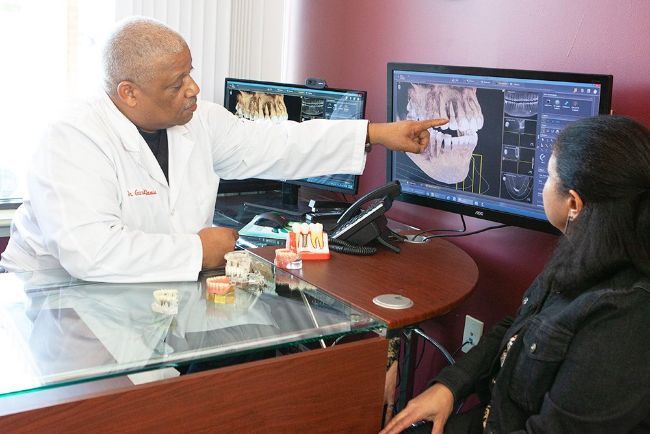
[0,0,115,201]
[0,0,287,202]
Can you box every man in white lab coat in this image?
[0,17,445,282]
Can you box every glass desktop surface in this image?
[0,259,383,398]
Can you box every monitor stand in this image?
[242,183,308,217]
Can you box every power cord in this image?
[387,227,407,242]
[415,336,473,370]
[424,223,508,240]
[331,335,346,347]
[412,328,455,365]
[452,340,473,358]
[403,214,509,243]
[412,214,468,239]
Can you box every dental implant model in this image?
[151,289,179,315]
[285,222,330,261]
[300,223,310,248]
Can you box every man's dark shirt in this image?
[138,128,169,184]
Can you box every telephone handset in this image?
[329,181,402,255]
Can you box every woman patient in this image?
[381,115,650,434]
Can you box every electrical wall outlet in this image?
[462,315,484,353]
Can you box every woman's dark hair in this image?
[540,115,650,293]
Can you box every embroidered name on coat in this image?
[127,188,158,197]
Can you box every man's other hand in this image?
[198,227,239,269]
[368,119,448,154]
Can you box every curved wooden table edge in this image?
[250,237,479,330]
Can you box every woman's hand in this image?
[379,383,455,434]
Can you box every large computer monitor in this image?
[223,78,366,207]
[386,63,613,233]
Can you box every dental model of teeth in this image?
[206,276,233,295]
[286,222,330,260]
[274,248,302,270]
[224,251,252,283]
[206,276,235,304]
[151,289,179,315]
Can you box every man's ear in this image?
[116,81,138,108]
[567,189,584,220]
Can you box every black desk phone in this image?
[329,181,402,255]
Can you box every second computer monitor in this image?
[224,78,367,195]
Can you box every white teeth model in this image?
[402,83,485,184]
[151,289,179,315]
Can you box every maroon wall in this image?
[287,0,650,392]
[0,237,7,255]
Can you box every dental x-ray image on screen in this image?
[395,84,505,195]
[234,91,290,122]
[228,90,301,122]
[387,63,613,233]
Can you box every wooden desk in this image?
[0,339,387,433]
[252,238,479,330]
[253,238,479,412]
[1,239,477,430]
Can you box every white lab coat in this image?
[1,92,367,282]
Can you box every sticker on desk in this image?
[372,294,414,309]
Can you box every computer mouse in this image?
[251,212,289,229]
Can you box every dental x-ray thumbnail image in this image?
[228,90,303,123]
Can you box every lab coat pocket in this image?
[509,317,572,413]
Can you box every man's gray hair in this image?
[102,17,188,95]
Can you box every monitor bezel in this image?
[386,63,613,234]
[224,77,367,195]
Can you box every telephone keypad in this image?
[330,200,385,239]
